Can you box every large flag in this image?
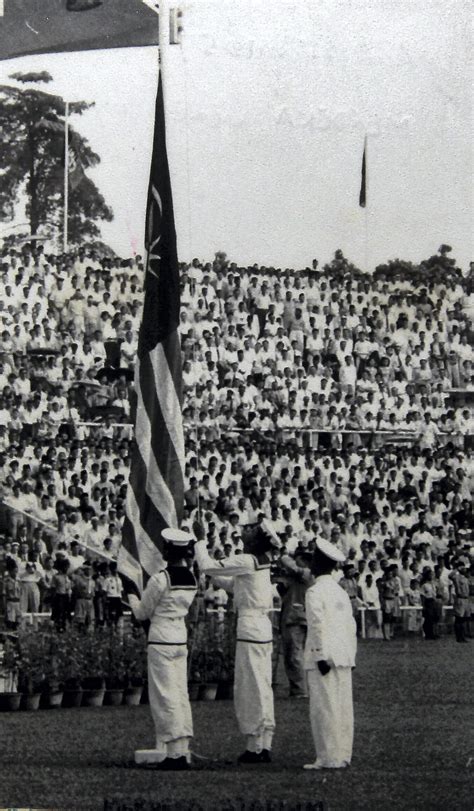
[359,136,367,208]
[0,0,158,61]
[118,72,185,593]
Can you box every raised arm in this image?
[280,554,313,584]
[194,539,253,578]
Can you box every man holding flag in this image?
[128,528,197,769]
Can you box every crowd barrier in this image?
[356,604,454,638]
[28,420,474,438]
[17,604,456,640]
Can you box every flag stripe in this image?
[124,484,164,575]
[123,463,167,582]
[117,520,145,589]
[149,341,185,465]
[161,330,184,407]
[135,359,180,527]
[120,513,140,568]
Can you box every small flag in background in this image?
[36,119,88,189]
[359,136,367,208]
[68,137,86,191]
[118,72,185,594]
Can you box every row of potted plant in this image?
[0,625,148,711]
[0,613,238,711]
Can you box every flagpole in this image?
[63,100,69,253]
[363,135,369,273]
[365,135,370,273]
[364,199,369,273]
[158,0,167,75]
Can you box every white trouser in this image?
[234,639,275,749]
[306,666,353,767]
[148,644,193,756]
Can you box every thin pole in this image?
[364,199,369,273]
[158,0,167,74]
[363,135,369,273]
[63,100,69,253]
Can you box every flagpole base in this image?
[135,749,166,765]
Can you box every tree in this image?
[0,71,113,244]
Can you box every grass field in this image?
[1,638,472,811]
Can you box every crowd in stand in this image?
[0,243,473,638]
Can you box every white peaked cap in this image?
[260,519,282,549]
[315,537,346,563]
[161,528,194,546]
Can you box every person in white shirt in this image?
[194,521,281,764]
[338,356,357,394]
[303,538,356,770]
[359,572,383,638]
[102,561,124,626]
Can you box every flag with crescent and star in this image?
[118,71,184,593]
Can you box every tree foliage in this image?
[0,71,113,244]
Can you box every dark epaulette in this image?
[165,566,198,590]
[250,553,271,571]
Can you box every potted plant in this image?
[56,627,85,708]
[103,630,126,706]
[39,629,65,709]
[216,614,236,701]
[187,660,202,702]
[80,631,106,707]
[17,628,46,710]
[197,648,225,700]
[188,621,227,701]
[0,635,22,711]
[122,629,147,705]
[187,616,212,700]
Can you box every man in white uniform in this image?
[194,522,281,763]
[303,538,357,770]
[128,528,197,770]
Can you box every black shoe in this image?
[156,756,189,770]
[260,749,272,763]
[237,750,263,764]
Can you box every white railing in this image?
[356,604,454,639]
[7,604,456,642]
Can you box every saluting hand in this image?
[192,521,206,541]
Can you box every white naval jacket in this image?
[304,575,357,670]
[129,567,197,645]
[194,540,273,643]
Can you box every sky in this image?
[1,0,472,271]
